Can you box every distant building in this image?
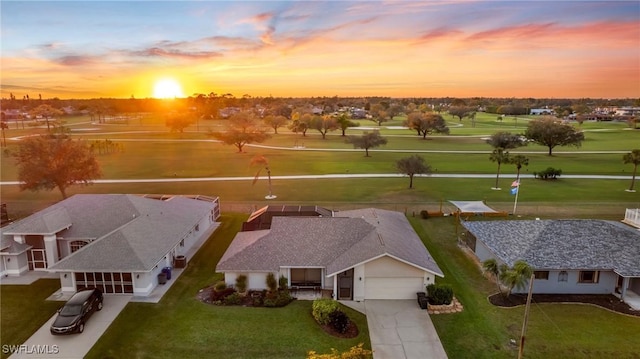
[530,108,556,116]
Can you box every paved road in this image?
[0,173,632,186]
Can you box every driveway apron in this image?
[365,300,448,359]
[9,295,131,359]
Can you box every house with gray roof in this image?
[0,194,220,296]
[462,219,640,308]
[217,208,443,300]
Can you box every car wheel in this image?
[97,301,103,311]
[78,322,84,333]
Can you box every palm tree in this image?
[251,155,276,199]
[623,149,640,192]
[489,148,510,189]
[510,155,529,182]
[500,260,533,297]
[482,259,503,296]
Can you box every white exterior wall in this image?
[474,241,498,264]
[513,270,618,295]
[248,272,270,290]
[353,264,365,302]
[59,272,75,292]
[1,253,29,276]
[43,235,58,268]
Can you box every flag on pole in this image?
[511,180,520,187]
[510,187,518,195]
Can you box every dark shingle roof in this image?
[217,208,443,277]
[463,220,640,277]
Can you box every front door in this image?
[338,269,354,300]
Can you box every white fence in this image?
[623,208,640,228]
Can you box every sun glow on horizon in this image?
[153,78,185,99]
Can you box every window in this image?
[533,271,549,280]
[578,271,599,283]
[70,240,89,253]
[558,271,568,282]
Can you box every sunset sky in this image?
[1,1,639,99]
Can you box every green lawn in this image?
[0,279,62,359]
[410,216,640,359]
[86,213,370,359]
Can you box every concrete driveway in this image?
[364,300,448,359]
[9,295,130,359]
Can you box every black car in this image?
[50,288,103,335]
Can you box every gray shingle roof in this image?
[29,194,218,272]
[463,220,640,277]
[0,237,31,254]
[217,208,443,277]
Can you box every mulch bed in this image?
[318,319,359,338]
[489,293,639,317]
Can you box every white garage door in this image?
[364,277,424,300]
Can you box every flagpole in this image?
[512,181,520,215]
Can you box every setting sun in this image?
[153,78,184,99]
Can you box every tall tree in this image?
[165,113,194,134]
[486,131,527,149]
[448,106,474,122]
[524,117,584,156]
[251,155,276,199]
[30,104,63,132]
[335,113,359,136]
[288,113,311,136]
[404,112,449,139]
[14,136,102,199]
[510,154,530,181]
[345,131,387,157]
[368,103,388,126]
[623,149,640,192]
[309,115,338,139]
[210,111,269,152]
[263,115,288,134]
[396,155,431,189]
[490,148,510,189]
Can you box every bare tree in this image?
[345,131,387,157]
[396,155,431,189]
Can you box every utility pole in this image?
[518,273,535,359]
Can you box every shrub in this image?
[307,343,372,359]
[533,167,562,180]
[329,310,350,334]
[266,272,277,292]
[224,292,242,305]
[420,210,429,219]
[279,275,288,290]
[264,290,293,307]
[426,283,454,305]
[214,281,227,291]
[312,298,341,325]
[210,287,236,302]
[235,274,247,293]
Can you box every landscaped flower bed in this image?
[427,297,464,314]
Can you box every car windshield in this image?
[59,304,82,316]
